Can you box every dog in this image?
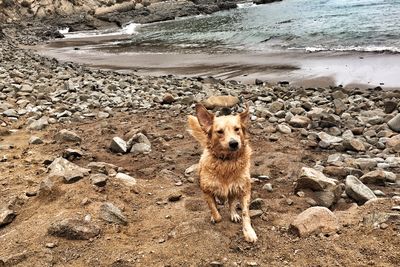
[187,103,257,243]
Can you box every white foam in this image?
[63,23,141,39]
[302,45,400,53]
[58,27,70,34]
[237,3,257,9]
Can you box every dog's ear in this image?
[239,104,249,125]
[195,103,214,132]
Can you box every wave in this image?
[61,23,141,39]
[294,45,400,54]
[237,3,257,9]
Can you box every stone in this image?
[249,210,263,218]
[162,93,175,104]
[185,164,198,177]
[29,136,43,144]
[387,114,400,132]
[203,95,239,109]
[115,173,137,186]
[295,167,337,191]
[62,148,83,160]
[289,115,311,128]
[277,124,291,134]
[269,101,285,113]
[250,198,264,210]
[289,207,340,237]
[55,129,81,143]
[384,100,397,114]
[130,143,151,154]
[110,137,127,153]
[168,192,182,202]
[48,157,90,183]
[318,132,343,145]
[0,207,16,226]
[333,99,346,115]
[360,170,397,185]
[99,202,128,225]
[87,162,118,175]
[386,134,400,148]
[345,175,377,204]
[90,174,108,187]
[263,183,273,192]
[3,109,18,117]
[48,218,100,240]
[343,139,366,152]
[27,116,49,130]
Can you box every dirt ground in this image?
[1,109,400,267]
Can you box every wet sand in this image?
[35,35,400,89]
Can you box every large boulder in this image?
[295,167,337,191]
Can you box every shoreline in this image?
[36,37,400,89]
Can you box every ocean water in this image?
[78,0,400,53]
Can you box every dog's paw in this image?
[230,213,241,223]
[243,227,258,243]
[211,214,222,224]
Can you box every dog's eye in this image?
[234,127,240,132]
[216,130,224,134]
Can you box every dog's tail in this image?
[187,115,208,148]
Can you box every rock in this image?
[115,173,136,186]
[55,129,81,143]
[48,157,90,183]
[99,202,128,225]
[185,164,198,177]
[250,198,264,210]
[62,148,83,160]
[90,174,108,187]
[289,207,340,237]
[386,134,400,148]
[387,114,400,132]
[312,186,343,208]
[3,109,18,117]
[87,162,118,175]
[202,95,239,109]
[0,207,16,226]
[269,101,284,113]
[249,209,263,218]
[384,100,397,114]
[29,136,43,144]
[343,139,366,152]
[162,93,175,104]
[262,183,273,192]
[48,218,100,240]
[318,132,343,145]
[345,175,377,204]
[277,124,291,134]
[130,143,151,154]
[295,167,337,191]
[360,170,397,185]
[168,192,182,202]
[289,115,310,128]
[110,137,127,153]
[27,116,49,130]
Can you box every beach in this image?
[1,0,400,266]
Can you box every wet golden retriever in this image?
[187,103,257,243]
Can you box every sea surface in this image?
[64,0,400,54]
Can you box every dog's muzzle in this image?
[229,139,239,151]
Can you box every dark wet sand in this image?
[35,35,400,89]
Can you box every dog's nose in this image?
[229,139,239,150]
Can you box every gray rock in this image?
[27,116,49,130]
[387,114,400,132]
[277,124,291,134]
[289,115,311,128]
[0,207,16,226]
[48,218,100,240]
[360,170,397,185]
[3,109,18,117]
[130,143,151,154]
[318,132,343,145]
[384,100,397,114]
[184,164,198,177]
[110,137,127,153]
[48,157,90,183]
[99,202,128,225]
[29,136,43,145]
[262,183,273,192]
[90,174,108,187]
[343,139,366,152]
[269,101,284,113]
[115,172,136,186]
[87,162,118,175]
[55,129,81,143]
[295,167,337,191]
[345,175,377,204]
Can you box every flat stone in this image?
[203,95,239,109]
[295,167,337,191]
[249,209,263,218]
[99,202,128,225]
[48,157,90,183]
[87,162,118,175]
[360,170,397,185]
[110,137,127,153]
[168,192,182,202]
[3,109,18,117]
[115,172,136,186]
[0,207,16,226]
[90,174,108,187]
[277,124,291,134]
[269,101,285,113]
[27,116,49,130]
[262,183,273,192]
[345,175,377,204]
[130,143,151,154]
[318,132,343,145]
[55,129,81,143]
[289,207,340,237]
[343,139,366,152]
[29,136,43,145]
[48,218,100,240]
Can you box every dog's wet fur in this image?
[187,103,257,243]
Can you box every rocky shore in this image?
[1,3,400,266]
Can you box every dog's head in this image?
[195,103,249,157]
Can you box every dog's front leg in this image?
[204,193,222,223]
[228,195,241,223]
[240,192,258,243]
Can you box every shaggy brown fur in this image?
[188,103,257,243]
